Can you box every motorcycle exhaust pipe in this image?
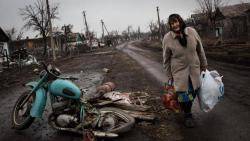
[49,114,118,138]
[92,131,118,138]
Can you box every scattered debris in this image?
[33,68,39,74]
[96,82,115,94]
[104,91,131,104]
[103,91,150,105]
[8,54,38,67]
[24,55,38,65]
[83,130,96,141]
[122,110,156,121]
[102,68,110,73]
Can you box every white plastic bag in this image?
[198,69,224,112]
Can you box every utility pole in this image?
[103,22,110,36]
[101,19,105,42]
[156,6,162,40]
[101,19,110,41]
[82,11,89,36]
[46,0,56,61]
[82,11,92,50]
[101,19,109,36]
[138,26,141,39]
[101,19,111,46]
[127,26,131,40]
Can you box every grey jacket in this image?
[162,27,208,92]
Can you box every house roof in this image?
[191,13,204,19]
[191,13,208,24]
[0,27,9,42]
[219,3,250,18]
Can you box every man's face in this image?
[170,19,180,32]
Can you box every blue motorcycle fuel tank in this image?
[49,79,81,99]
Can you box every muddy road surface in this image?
[0,41,249,141]
[0,47,178,141]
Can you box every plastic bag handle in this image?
[167,79,174,86]
[200,69,207,87]
[201,69,207,78]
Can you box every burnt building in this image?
[0,27,10,63]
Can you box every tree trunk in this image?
[42,36,47,57]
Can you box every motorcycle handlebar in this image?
[39,62,59,79]
[40,62,49,72]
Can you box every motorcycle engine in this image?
[56,114,78,127]
[51,98,80,128]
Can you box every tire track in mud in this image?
[116,43,167,85]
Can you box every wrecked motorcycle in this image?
[11,63,135,138]
[94,84,156,121]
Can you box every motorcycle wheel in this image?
[98,107,135,133]
[11,91,35,130]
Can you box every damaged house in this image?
[11,32,86,58]
[0,27,10,65]
[191,3,250,43]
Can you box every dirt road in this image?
[119,41,250,141]
[0,41,249,141]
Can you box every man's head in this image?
[168,14,186,33]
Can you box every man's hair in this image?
[168,14,186,32]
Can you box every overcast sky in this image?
[0,0,247,38]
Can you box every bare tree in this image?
[160,20,168,37]
[149,21,159,40]
[62,24,73,35]
[16,31,24,40]
[196,0,225,28]
[20,0,59,56]
[5,27,24,41]
[127,25,132,40]
[121,30,129,41]
[5,27,17,41]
